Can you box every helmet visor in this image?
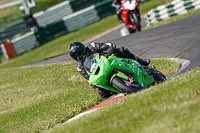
[77,49,87,61]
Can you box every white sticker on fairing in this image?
[91,42,95,47]
[90,63,96,73]
[99,59,104,65]
[77,67,81,71]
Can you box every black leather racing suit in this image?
[112,0,123,23]
[77,42,149,98]
[77,42,116,80]
[113,0,121,6]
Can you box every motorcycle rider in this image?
[112,0,123,23]
[68,41,150,98]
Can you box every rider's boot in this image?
[116,8,123,23]
[136,58,151,66]
[117,14,123,23]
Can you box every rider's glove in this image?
[106,47,116,58]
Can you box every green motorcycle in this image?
[84,53,166,94]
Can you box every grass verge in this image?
[0,6,25,29]
[47,66,200,133]
[0,0,16,5]
[0,59,178,133]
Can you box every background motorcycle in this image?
[120,0,142,36]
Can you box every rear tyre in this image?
[111,77,140,94]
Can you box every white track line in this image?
[63,94,125,124]
[63,108,98,124]
[168,58,191,78]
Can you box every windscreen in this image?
[83,54,97,73]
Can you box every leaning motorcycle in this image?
[120,0,142,36]
[84,53,166,94]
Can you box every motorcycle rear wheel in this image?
[111,77,140,94]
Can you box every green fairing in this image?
[87,54,155,93]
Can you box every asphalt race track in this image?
[111,14,200,75]
[27,14,200,75]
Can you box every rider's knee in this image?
[122,47,130,53]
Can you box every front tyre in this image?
[111,77,140,94]
[129,12,141,32]
[152,70,166,83]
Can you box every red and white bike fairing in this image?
[120,0,141,36]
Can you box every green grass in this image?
[0,6,25,29]
[0,59,179,133]
[31,0,73,13]
[0,0,16,5]
[149,58,179,76]
[47,66,200,133]
[0,63,102,133]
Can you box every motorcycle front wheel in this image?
[111,77,142,94]
[129,11,141,32]
[152,70,166,83]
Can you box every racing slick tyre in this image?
[152,70,166,83]
[111,77,140,94]
[129,11,141,32]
